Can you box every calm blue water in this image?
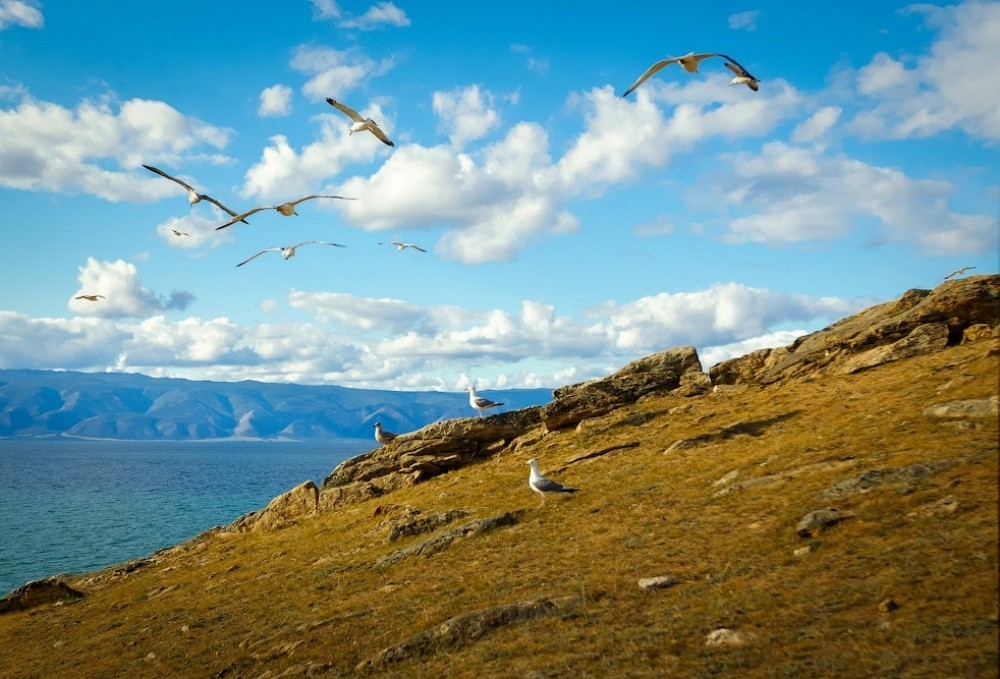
[0,439,373,595]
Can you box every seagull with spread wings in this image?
[326,98,395,147]
[944,266,976,280]
[235,241,346,268]
[621,51,759,96]
[215,195,355,231]
[142,164,248,224]
[74,294,106,301]
[379,241,427,253]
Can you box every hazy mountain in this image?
[0,370,553,441]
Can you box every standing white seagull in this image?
[374,422,398,446]
[215,195,355,231]
[526,459,578,505]
[468,386,503,418]
[326,98,395,147]
[621,51,759,96]
[235,241,346,268]
[379,241,427,253]
[142,164,248,224]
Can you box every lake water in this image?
[0,438,373,596]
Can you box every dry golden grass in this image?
[1,339,997,678]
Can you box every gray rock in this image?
[796,508,855,538]
[0,578,84,614]
[228,480,319,532]
[820,460,956,499]
[705,628,751,647]
[374,512,522,569]
[923,396,998,420]
[638,575,678,590]
[842,323,949,374]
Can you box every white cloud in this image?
[290,45,392,101]
[728,10,760,31]
[339,2,410,30]
[700,330,807,368]
[68,258,196,319]
[790,106,841,142]
[258,84,293,117]
[717,141,996,253]
[0,93,233,201]
[432,84,502,148]
[310,0,341,20]
[155,212,236,252]
[849,0,1000,141]
[0,0,42,30]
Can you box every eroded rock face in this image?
[0,578,84,614]
[228,480,319,532]
[711,275,999,386]
[541,346,703,431]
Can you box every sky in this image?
[0,0,997,392]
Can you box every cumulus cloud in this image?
[849,0,1000,141]
[155,212,236,251]
[728,10,760,31]
[432,84,502,148]
[0,0,42,29]
[291,45,393,101]
[258,84,293,117]
[312,0,409,29]
[68,258,196,319]
[0,93,233,201]
[790,106,841,142]
[716,141,996,253]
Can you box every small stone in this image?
[713,470,739,487]
[638,576,678,591]
[793,546,812,557]
[52,640,65,649]
[705,628,750,647]
[879,597,900,613]
[180,625,190,633]
[145,652,156,661]
[796,508,855,538]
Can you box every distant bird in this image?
[526,459,578,505]
[215,195,355,231]
[944,266,976,280]
[468,386,503,418]
[621,51,758,96]
[379,241,427,253]
[74,294,105,302]
[235,240,346,268]
[326,98,395,147]
[162,228,191,237]
[142,164,248,224]
[374,422,398,446]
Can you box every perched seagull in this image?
[374,422,398,446]
[326,98,395,147]
[215,195,355,231]
[142,164,248,224]
[526,459,578,505]
[235,240,346,268]
[468,386,503,418]
[621,51,758,96]
[74,294,105,302]
[379,241,427,253]
[944,266,976,280]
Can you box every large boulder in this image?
[711,275,999,386]
[228,480,319,532]
[540,346,703,431]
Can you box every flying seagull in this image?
[215,195,355,231]
[74,294,105,301]
[944,266,976,280]
[142,164,248,224]
[326,98,395,147]
[235,240,346,268]
[621,52,758,96]
[379,241,427,253]
[526,459,578,505]
[161,227,191,237]
[374,422,398,446]
[468,386,503,418]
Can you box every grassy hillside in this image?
[1,331,996,677]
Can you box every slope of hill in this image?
[0,276,996,678]
[0,370,551,440]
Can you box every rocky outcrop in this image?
[0,578,84,614]
[319,408,543,511]
[373,512,522,569]
[228,480,319,532]
[796,508,855,537]
[541,346,703,431]
[711,275,999,386]
[357,595,581,671]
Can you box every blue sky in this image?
[0,0,996,391]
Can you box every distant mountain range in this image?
[0,369,553,441]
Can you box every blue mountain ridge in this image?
[0,369,553,441]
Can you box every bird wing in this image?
[235,247,280,268]
[408,244,427,252]
[215,206,270,230]
[717,54,754,79]
[473,395,502,408]
[197,193,244,219]
[533,476,575,493]
[143,164,195,193]
[326,98,364,123]
[622,57,681,97]
[367,124,395,147]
